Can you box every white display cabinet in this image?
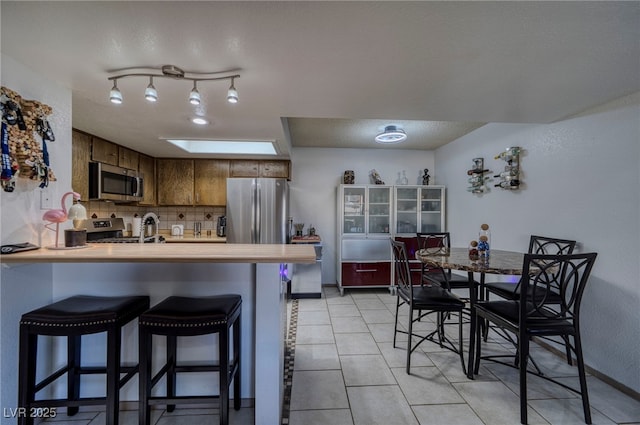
[337,184,446,295]
[394,186,445,236]
[337,185,393,295]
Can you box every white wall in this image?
[435,92,640,393]
[0,54,72,424]
[289,147,435,284]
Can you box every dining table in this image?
[415,247,526,379]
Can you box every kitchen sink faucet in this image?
[139,212,160,243]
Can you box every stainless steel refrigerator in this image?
[226,178,289,244]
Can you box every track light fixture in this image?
[107,64,240,106]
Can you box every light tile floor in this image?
[287,286,640,425]
[42,286,640,425]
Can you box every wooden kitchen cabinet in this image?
[230,160,259,177]
[156,159,194,205]
[230,159,291,179]
[118,146,139,171]
[91,136,118,166]
[259,160,290,178]
[138,154,156,205]
[194,159,229,206]
[71,129,91,201]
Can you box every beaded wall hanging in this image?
[1,86,57,192]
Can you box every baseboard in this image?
[291,292,321,299]
[534,337,640,401]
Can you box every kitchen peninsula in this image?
[1,243,315,425]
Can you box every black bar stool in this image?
[18,295,150,425]
[138,295,242,425]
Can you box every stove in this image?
[80,218,161,243]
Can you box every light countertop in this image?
[0,243,316,264]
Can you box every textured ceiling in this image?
[1,1,638,158]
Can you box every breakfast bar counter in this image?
[0,242,315,264]
[1,244,315,425]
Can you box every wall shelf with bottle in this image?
[494,147,521,190]
[467,158,491,194]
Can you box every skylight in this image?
[165,139,277,155]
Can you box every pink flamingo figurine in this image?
[43,191,81,247]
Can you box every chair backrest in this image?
[526,236,577,293]
[391,239,414,296]
[529,235,576,255]
[416,233,453,284]
[417,232,451,254]
[520,253,597,325]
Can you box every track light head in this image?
[189,81,201,105]
[227,78,238,104]
[109,80,123,104]
[145,77,158,102]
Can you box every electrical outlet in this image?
[40,191,54,210]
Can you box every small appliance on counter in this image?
[217,216,226,237]
[171,224,184,236]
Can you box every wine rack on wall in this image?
[493,147,521,190]
[467,157,491,194]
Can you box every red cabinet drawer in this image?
[341,262,391,286]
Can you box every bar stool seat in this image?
[138,295,242,425]
[18,295,150,425]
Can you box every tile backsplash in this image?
[86,201,225,235]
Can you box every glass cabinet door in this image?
[343,187,366,234]
[368,187,391,234]
[395,187,418,234]
[420,188,443,232]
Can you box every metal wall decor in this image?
[467,158,491,194]
[494,147,521,190]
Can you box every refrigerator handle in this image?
[251,180,257,243]
[256,180,262,243]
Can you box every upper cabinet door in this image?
[259,161,290,179]
[367,186,391,235]
[230,160,259,177]
[91,137,118,166]
[394,186,445,234]
[118,147,139,171]
[156,159,195,205]
[194,159,229,206]
[71,130,91,201]
[138,154,156,206]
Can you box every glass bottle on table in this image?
[478,224,491,258]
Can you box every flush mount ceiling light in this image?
[375,125,407,144]
[107,64,240,106]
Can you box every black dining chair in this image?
[391,239,466,375]
[483,235,577,364]
[417,232,479,295]
[471,252,597,424]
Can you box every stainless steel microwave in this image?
[89,162,143,202]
